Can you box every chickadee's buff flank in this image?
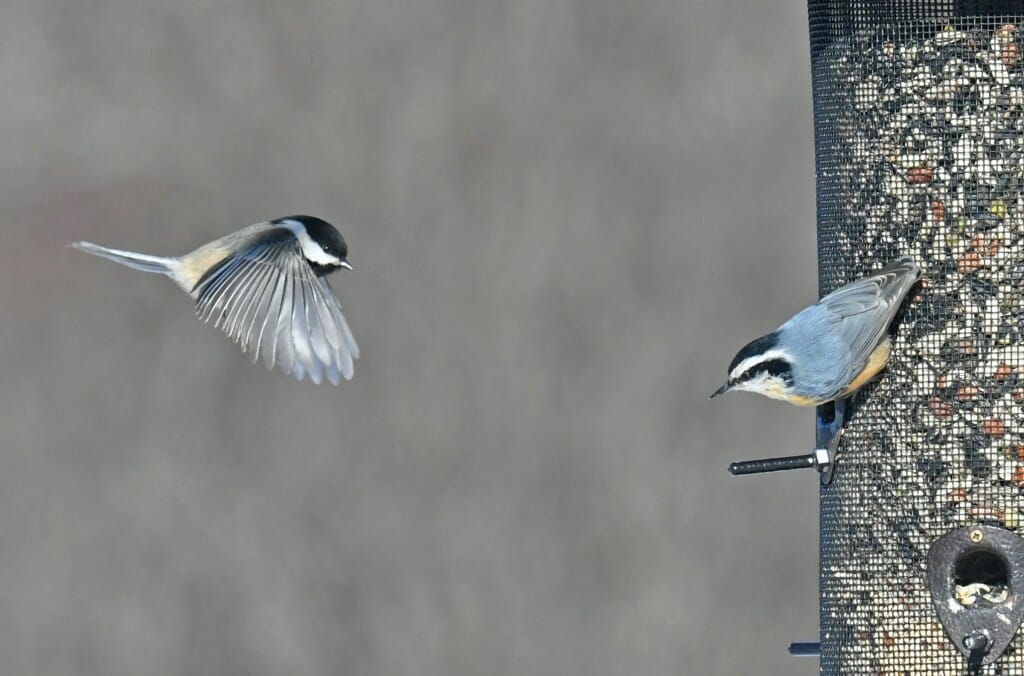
[710,256,922,406]
[72,215,359,385]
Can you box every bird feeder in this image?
[814,1,1024,671]
[740,1,1024,672]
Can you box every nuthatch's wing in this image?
[191,229,359,384]
[817,256,922,376]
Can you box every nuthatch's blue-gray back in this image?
[711,256,922,406]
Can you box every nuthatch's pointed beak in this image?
[340,260,353,271]
[709,383,730,400]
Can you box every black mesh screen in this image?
[809,1,1024,673]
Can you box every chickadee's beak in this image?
[709,383,730,400]
[340,261,353,271]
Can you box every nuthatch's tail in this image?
[877,255,923,306]
[70,241,177,276]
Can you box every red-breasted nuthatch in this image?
[711,256,922,406]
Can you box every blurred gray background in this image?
[1,0,820,674]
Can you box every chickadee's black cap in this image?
[275,215,348,260]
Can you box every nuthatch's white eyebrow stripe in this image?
[729,349,793,381]
[278,218,341,266]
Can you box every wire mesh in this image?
[810,1,1024,673]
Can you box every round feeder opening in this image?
[954,550,1009,591]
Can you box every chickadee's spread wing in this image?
[817,256,921,372]
[192,232,359,384]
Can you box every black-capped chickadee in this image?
[72,215,359,385]
[710,256,922,406]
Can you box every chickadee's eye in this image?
[322,244,330,252]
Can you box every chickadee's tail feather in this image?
[70,241,177,276]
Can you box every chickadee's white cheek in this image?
[279,218,340,266]
[302,242,340,265]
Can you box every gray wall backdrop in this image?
[2,1,820,674]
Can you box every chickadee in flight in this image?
[72,215,359,385]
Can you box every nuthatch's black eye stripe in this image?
[734,358,794,386]
[759,358,793,378]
